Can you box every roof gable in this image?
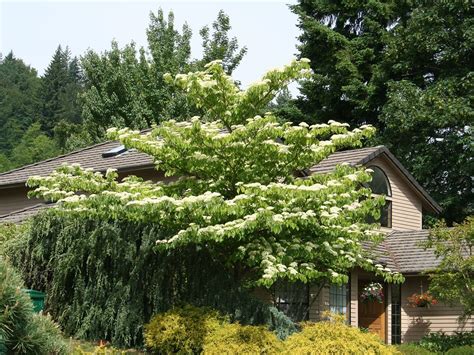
[309,146,442,214]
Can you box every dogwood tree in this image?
[27,59,403,287]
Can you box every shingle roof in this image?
[362,230,442,274]
[385,229,440,273]
[362,240,398,271]
[0,141,441,213]
[308,145,442,214]
[309,146,382,174]
[0,204,52,224]
[0,141,154,188]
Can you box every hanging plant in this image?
[360,282,384,303]
[407,291,438,308]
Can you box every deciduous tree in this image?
[29,60,402,288]
[425,217,474,321]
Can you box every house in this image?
[0,143,472,344]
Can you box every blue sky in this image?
[0,0,300,88]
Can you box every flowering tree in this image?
[27,59,402,287]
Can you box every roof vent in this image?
[102,145,127,158]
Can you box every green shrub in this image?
[396,344,433,355]
[9,213,297,347]
[0,257,68,354]
[203,323,283,354]
[418,331,474,353]
[144,305,226,354]
[0,221,27,256]
[446,345,474,354]
[284,321,400,355]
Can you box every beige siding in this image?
[386,284,392,344]
[401,276,474,343]
[350,270,358,327]
[0,186,37,216]
[370,157,423,230]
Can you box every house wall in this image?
[369,157,423,230]
[0,186,38,216]
[400,276,474,343]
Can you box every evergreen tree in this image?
[0,52,41,157]
[40,45,83,139]
[292,0,473,223]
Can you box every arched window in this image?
[367,166,392,228]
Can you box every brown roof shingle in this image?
[0,141,154,188]
[0,204,52,224]
[385,229,440,273]
[309,146,383,174]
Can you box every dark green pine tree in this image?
[292,0,473,223]
[291,0,404,128]
[40,45,83,138]
[0,52,42,162]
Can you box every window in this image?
[273,281,309,322]
[391,284,402,344]
[330,284,348,316]
[102,145,127,158]
[367,166,392,228]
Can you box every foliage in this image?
[144,305,226,353]
[395,344,432,355]
[9,122,60,168]
[291,0,400,127]
[425,218,474,321]
[81,9,246,140]
[0,257,68,354]
[8,211,297,347]
[407,291,438,308]
[196,10,247,75]
[292,0,474,223]
[0,221,26,253]
[40,45,83,141]
[284,320,399,354]
[0,52,42,171]
[0,48,84,172]
[203,323,283,354]
[28,60,402,289]
[445,346,474,355]
[418,331,474,353]
[381,76,473,224]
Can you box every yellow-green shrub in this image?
[144,305,226,354]
[284,321,400,355]
[203,323,283,354]
[446,346,474,355]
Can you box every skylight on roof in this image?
[102,145,127,158]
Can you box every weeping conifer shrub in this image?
[7,210,297,347]
[0,257,68,354]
